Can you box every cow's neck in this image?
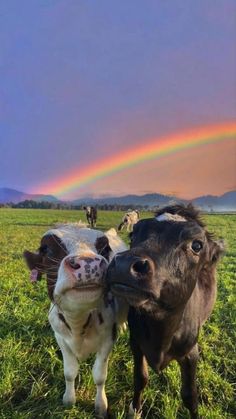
[55,298,105,332]
[129,305,185,371]
[146,306,184,343]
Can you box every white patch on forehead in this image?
[156,212,187,222]
[44,224,104,254]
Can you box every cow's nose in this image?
[107,253,154,280]
[130,258,153,277]
[65,255,108,282]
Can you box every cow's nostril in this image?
[68,258,81,270]
[131,259,151,276]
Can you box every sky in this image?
[1,0,236,199]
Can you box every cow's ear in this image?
[95,236,112,261]
[208,239,225,264]
[23,250,43,270]
[23,250,43,280]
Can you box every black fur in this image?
[107,204,224,418]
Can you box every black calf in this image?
[107,204,224,418]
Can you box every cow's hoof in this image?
[95,406,109,419]
[62,392,76,407]
[128,402,142,418]
[95,409,108,419]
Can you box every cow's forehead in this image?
[133,218,204,242]
[44,226,104,253]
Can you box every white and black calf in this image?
[118,210,140,232]
[24,224,127,418]
[84,206,97,228]
[107,204,224,418]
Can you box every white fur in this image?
[46,223,128,417]
[105,227,128,258]
[45,224,103,254]
[49,299,119,415]
[128,402,142,418]
[156,212,187,222]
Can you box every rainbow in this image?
[35,122,236,196]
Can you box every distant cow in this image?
[83,206,97,227]
[24,224,128,418]
[107,204,224,418]
[118,210,140,232]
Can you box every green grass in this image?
[0,209,235,419]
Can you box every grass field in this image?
[0,209,235,419]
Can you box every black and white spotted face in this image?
[54,251,108,308]
[24,224,128,307]
[49,227,109,308]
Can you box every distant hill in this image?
[71,193,183,207]
[72,191,236,210]
[193,191,236,211]
[0,188,59,204]
[0,187,235,211]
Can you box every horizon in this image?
[1,185,235,202]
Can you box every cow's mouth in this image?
[72,283,102,292]
[110,281,171,311]
[110,282,155,305]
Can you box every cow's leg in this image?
[56,336,78,406]
[178,344,199,419]
[92,343,112,418]
[128,341,148,418]
[118,222,124,231]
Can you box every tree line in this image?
[0,200,151,211]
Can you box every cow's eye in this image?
[39,245,53,257]
[191,240,203,253]
[39,245,48,255]
[46,248,54,257]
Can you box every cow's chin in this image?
[55,284,103,310]
[110,283,151,308]
[69,284,102,299]
[110,282,175,317]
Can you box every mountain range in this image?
[0,188,58,204]
[0,187,235,211]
